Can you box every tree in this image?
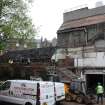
[0,0,36,51]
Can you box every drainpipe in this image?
[84,27,88,45]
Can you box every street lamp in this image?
[16,43,19,47]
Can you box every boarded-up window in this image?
[70,31,85,47]
[88,25,97,40]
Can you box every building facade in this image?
[57,6,105,48]
[57,6,105,91]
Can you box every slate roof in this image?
[58,6,105,33]
[0,47,56,63]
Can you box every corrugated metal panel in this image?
[58,14,105,31]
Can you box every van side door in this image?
[40,82,55,105]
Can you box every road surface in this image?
[0,102,83,105]
[1,100,105,105]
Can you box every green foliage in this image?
[0,41,6,50]
[0,0,36,50]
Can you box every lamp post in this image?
[16,43,19,47]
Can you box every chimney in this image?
[95,1,104,7]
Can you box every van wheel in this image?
[76,96,83,104]
[25,102,32,105]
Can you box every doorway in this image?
[86,74,104,93]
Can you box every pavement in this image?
[1,98,105,105]
[61,98,105,105]
[62,101,105,105]
[0,102,104,105]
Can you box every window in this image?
[88,25,97,40]
[72,31,85,47]
[1,81,11,90]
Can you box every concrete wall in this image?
[95,40,105,48]
[51,46,94,61]
[75,52,105,67]
[64,7,88,22]
[64,6,105,22]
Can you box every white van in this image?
[0,80,55,105]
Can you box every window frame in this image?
[1,81,11,90]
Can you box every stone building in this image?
[57,6,105,48]
[5,38,36,51]
[0,47,56,80]
[56,6,105,92]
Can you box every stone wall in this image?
[64,6,105,22]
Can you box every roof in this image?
[58,5,105,33]
[8,80,54,84]
[58,14,105,33]
[64,6,105,22]
[0,47,56,63]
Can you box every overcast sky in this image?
[30,0,105,40]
